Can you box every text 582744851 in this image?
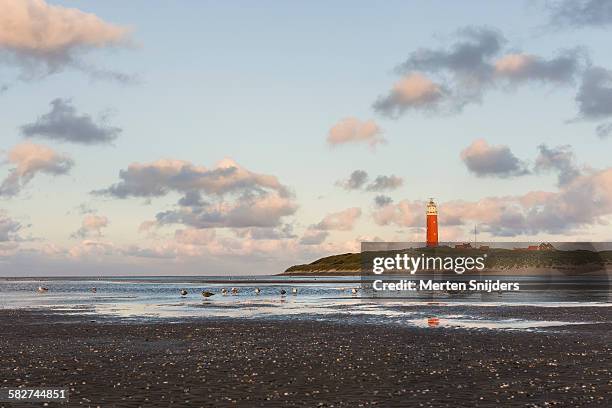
[0,388,68,402]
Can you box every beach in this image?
[1,307,610,407]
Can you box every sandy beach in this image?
[1,308,610,407]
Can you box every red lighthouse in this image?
[426,198,438,247]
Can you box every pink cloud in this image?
[326,117,384,148]
[373,73,446,116]
[314,207,362,231]
[0,142,73,197]
[0,0,132,77]
[72,214,109,238]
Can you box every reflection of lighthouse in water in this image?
[426,198,438,247]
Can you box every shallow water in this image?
[1,276,610,330]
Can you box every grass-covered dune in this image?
[283,246,612,275]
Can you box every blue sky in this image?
[2,0,612,275]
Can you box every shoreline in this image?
[282,267,612,276]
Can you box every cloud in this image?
[299,208,362,245]
[174,228,216,246]
[0,212,21,242]
[595,122,612,138]
[95,158,288,199]
[372,73,447,117]
[97,158,298,230]
[0,142,74,197]
[336,170,403,192]
[71,214,109,239]
[494,51,583,84]
[21,98,121,145]
[398,26,503,83]
[377,26,585,117]
[461,141,583,185]
[299,229,329,245]
[372,200,424,228]
[573,67,612,136]
[233,224,296,241]
[576,66,612,119]
[336,170,368,190]
[121,245,177,259]
[372,165,612,236]
[0,0,133,80]
[365,175,403,192]
[313,207,361,231]
[460,139,529,178]
[534,144,581,186]
[177,191,207,208]
[67,239,116,258]
[72,203,97,215]
[546,0,612,29]
[138,220,157,233]
[155,192,297,229]
[374,195,393,207]
[326,117,384,148]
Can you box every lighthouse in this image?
[426,198,438,247]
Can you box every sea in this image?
[0,275,610,330]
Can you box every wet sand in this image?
[0,309,610,407]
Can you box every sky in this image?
[2,0,612,276]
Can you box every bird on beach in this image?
[180,289,188,296]
[254,287,261,295]
[280,289,287,296]
[291,288,298,295]
[37,286,48,293]
[202,291,215,298]
[221,288,228,296]
[231,287,239,295]
[91,287,97,293]
[351,288,358,295]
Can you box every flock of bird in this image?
[182,287,359,298]
[36,286,360,297]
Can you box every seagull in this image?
[202,291,215,298]
[37,286,48,293]
[254,287,261,295]
[221,288,228,295]
[351,288,359,295]
[180,289,188,296]
[280,289,287,296]
[231,287,239,295]
[291,288,298,295]
[91,287,97,293]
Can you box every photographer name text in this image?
[372,279,520,292]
